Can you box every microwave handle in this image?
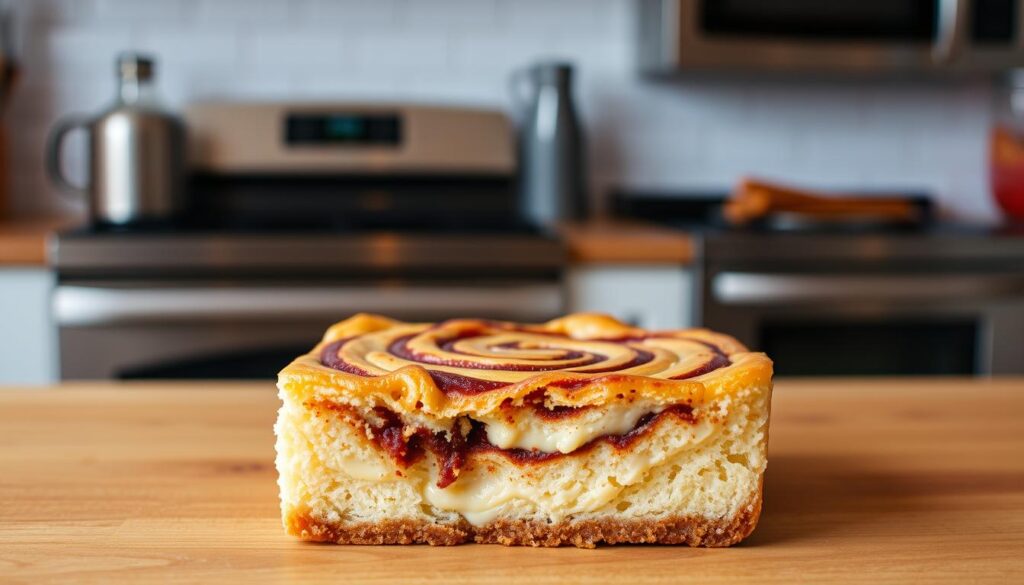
[933,0,967,65]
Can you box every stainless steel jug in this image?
[46,54,185,225]
[514,62,587,226]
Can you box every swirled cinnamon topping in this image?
[280,313,771,418]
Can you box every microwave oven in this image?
[639,0,1024,75]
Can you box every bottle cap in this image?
[117,53,155,81]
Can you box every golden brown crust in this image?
[279,312,774,419]
[285,509,472,546]
[283,491,762,548]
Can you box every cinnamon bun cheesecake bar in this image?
[275,313,773,547]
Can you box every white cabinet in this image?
[0,268,56,384]
[566,265,695,330]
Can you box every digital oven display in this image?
[284,112,402,146]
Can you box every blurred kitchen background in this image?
[1,0,1024,383]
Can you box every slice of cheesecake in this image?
[275,313,773,547]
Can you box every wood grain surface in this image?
[558,220,695,264]
[0,215,78,265]
[1,378,1023,584]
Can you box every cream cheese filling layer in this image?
[305,402,671,482]
[324,402,675,484]
[338,396,672,453]
[422,416,719,526]
[475,401,662,454]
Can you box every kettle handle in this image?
[45,116,90,198]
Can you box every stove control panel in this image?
[184,102,514,175]
[285,112,402,147]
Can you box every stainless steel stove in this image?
[699,228,1024,376]
[51,102,567,380]
[51,228,564,380]
[614,191,1024,376]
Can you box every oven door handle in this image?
[54,285,564,326]
[712,272,1024,305]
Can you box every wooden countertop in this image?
[2,378,1023,583]
[559,220,695,264]
[0,216,77,266]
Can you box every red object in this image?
[991,126,1024,220]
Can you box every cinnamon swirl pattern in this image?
[319,318,731,394]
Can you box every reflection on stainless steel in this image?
[701,231,1024,262]
[714,273,1024,304]
[54,283,563,326]
[932,0,967,65]
[51,232,564,274]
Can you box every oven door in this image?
[54,281,564,379]
[641,0,1024,74]
[704,271,1024,376]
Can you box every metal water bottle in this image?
[515,62,587,226]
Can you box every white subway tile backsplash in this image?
[708,122,799,166]
[947,173,998,220]
[6,0,1000,220]
[402,69,507,105]
[499,0,621,37]
[618,154,711,188]
[184,68,296,100]
[196,0,293,24]
[300,0,398,26]
[48,77,117,115]
[655,82,750,124]
[136,28,239,64]
[552,39,632,77]
[93,0,193,24]
[399,0,498,29]
[291,71,403,100]
[351,32,449,70]
[449,32,558,73]
[244,32,347,70]
[23,0,97,25]
[31,26,134,75]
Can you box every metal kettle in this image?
[514,62,587,226]
[46,53,185,226]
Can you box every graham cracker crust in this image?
[284,492,762,548]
